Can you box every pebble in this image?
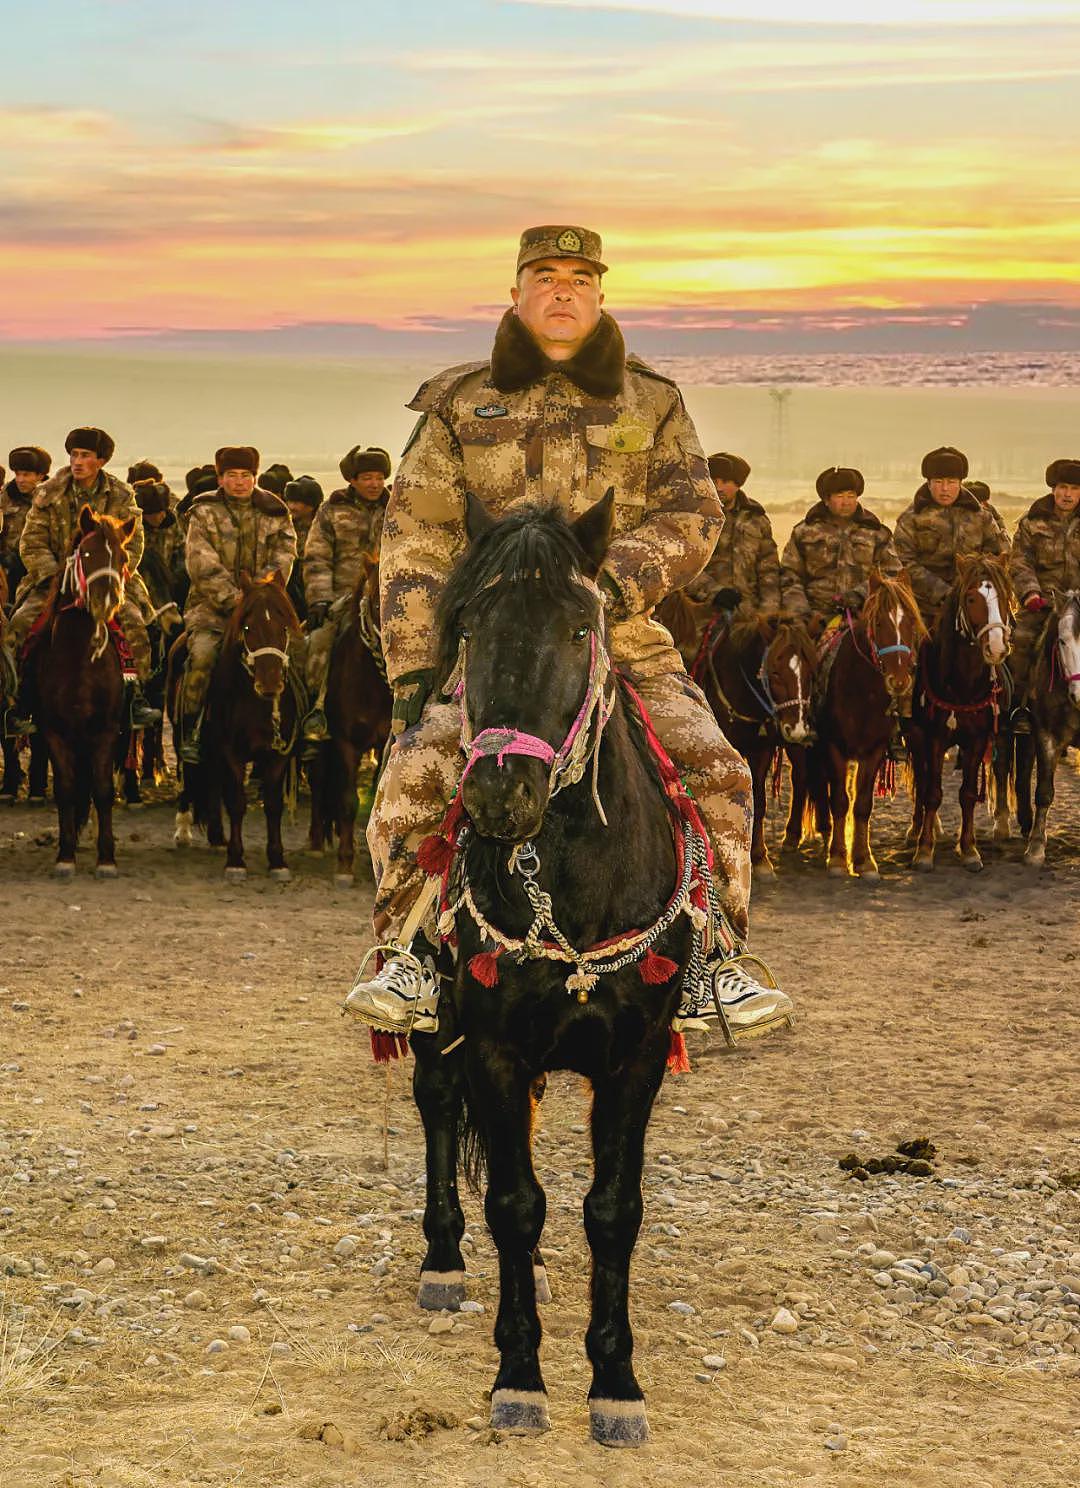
[702,1353,727,1369]
[428,1316,455,1335]
[140,1235,167,1250]
[205,1340,228,1355]
[270,1342,291,1358]
[825,1434,848,1452]
[227,1325,251,1343]
[668,1301,695,1316]
[770,1308,799,1335]
[145,1044,167,1057]
[459,1300,484,1314]
[92,1257,116,1276]
[184,1290,209,1310]
[333,1236,360,1259]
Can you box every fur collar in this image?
[1026,492,1071,521]
[329,485,388,508]
[912,482,981,514]
[490,308,625,398]
[192,487,288,516]
[804,500,883,530]
[727,489,767,518]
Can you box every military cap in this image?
[65,426,115,462]
[127,458,163,485]
[131,478,172,516]
[340,445,391,481]
[1046,458,1080,488]
[963,479,991,504]
[259,461,293,495]
[8,445,51,476]
[708,452,751,487]
[921,446,968,481]
[185,463,218,496]
[516,225,607,276]
[816,466,865,500]
[215,445,260,477]
[284,475,324,510]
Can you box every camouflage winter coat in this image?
[688,489,781,611]
[141,509,188,608]
[15,466,148,610]
[303,488,388,606]
[1009,493,1080,600]
[380,309,721,684]
[183,487,296,631]
[893,484,1008,615]
[1,481,34,563]
[780,502,901,620]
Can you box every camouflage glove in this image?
[598,571,629,623]
[713,586,742,613]
[391,668,435,736]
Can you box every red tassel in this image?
[667,1028,691,1074]
[417,832,456,877]
[370,1030,409,1064]
[468,949,502,987]
[639,948,679,985]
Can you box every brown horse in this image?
[28,507,136,877]
[805,574,926,879]
[907,555,1014,872]
[307,558,392,884]
[696,610,816,875]
[656,588,713,671]
[169,572,303,881]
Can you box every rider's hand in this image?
[391,668,434,736]
[1024,593,1048,612]
[713,586,742,613]
[598,571,628,623]
[307,600,331,629]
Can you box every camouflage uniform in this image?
[369,307,753,942]
[687,490,781,610]
[142,510,187,600]
[780,501,902,623]
[10,467,153,679]
[1008,493,1080,694]
[1,482,34,592]
[893,484,1009,621]
[303,488,388,695]
[181,487,298,711]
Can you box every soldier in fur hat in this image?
[260,463,294,498]
[283,476,324,619]
[345,224,792,1046]
[893,447,1008,622]
[963,479,1008,540]
[1007,458,1080,733]
[687,452,781,612]
[133,479,188,613]
[300,446,391,744]
[5,428,161,733]
[176,446,298,762]
[2,446,51,595]
[176,464,218,530]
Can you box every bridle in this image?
[238,604,296,755]
[956,577,1013,657]
[61,538,127,661]
[1050,591,1080,693]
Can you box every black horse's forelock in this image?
[435,503,600,687]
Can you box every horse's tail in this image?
[180,759,211,830]
[457,1096,488,1194]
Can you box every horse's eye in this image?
[573,626,590,643]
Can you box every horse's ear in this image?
[570,488,614,579]
[78,504,96,536]
[868,570,882,593]
[465,491,496,544]
[239,569,253,591]
[119,515,137,547]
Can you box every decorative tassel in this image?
[667,1028,691,1075]
[468,948,502,987]
[639,948,679,985]
[875,756,897,799]
[417,832,456,877]
[771,748,784,801]
[370,1030,409,1064]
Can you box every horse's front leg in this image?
[1014,731,1035,838]
[91,737,118,878]
[470,1047,549,1434]
[956,731,986,871]
[45,733,77,876]
[913,726,945,870]
[585,1041,667,1448]
[782,745,806,851]
[748,743,774,876]
[28,733,49,802]
[1024,730,1060,867]
[992,729,1013,841]
[221,751,247,880]
[0,736,24,803]
[412,1021,467,1310]
[826,742,849,877]
[335,739,360,886]
[851,750,883,880]
[261,758,290,881]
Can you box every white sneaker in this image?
[343,949,440,1035]
[677,953,794,1043]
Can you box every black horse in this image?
[1010,591,1080,866]
[409,495,702,1447]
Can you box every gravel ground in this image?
[0,763,1078,1487]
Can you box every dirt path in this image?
[1,768,1078,1487]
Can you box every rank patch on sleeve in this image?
[474,404,508,419]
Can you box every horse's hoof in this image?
[589,1398,650,1448]
[333,873,354,888]
[912,855,935,873]
[1025,847,1046,868]
[780,837,800,855]
[224,866,247,883]
[0,793,15,806]
[959,853,984,874]
[268,867,291,883]
[856,866,880,882]
[753,859,776,880]
[53,862,75,879]
[173,811,193,848]
[94,863,119,880]
[534,1265,552,1305]
[992,820,1011,843]
[28,796,46,806]
[827,862,847,879]
[417,1270,465,1311]
[490,1390,550,1435]
[125,800,144,812]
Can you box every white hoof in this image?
[268,866,291,883]
[53,861,75,880]
[1024,845,1046,868]
[94,863,119,880]
[333,873,354,888]
[224,866,247,883]
[959,852,984,874]
[173,810,193,848]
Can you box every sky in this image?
[3,0,1080,351]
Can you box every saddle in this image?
[20,605,135,677]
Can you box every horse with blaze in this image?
[408,494,708,1447]
[27,506,135,877]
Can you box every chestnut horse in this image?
[29,507,135,877]
[907,555,1014,872]
[307,558,392,883]
[805,574,926,879]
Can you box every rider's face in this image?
[826,490,859,519]
[714,479,739,506]
[350,472,386,501]
[143,509,167,528]
[1053,482,1080,514]
[511,259,603,359]
[13,470,41,494]
[68,448,105,485]
[929,477,961,506]
[221,469,256,498]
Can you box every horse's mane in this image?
[435,504,600,689]
[951,554,1016,614]
[350,554,379,621]
[728,611,818,672]
[862,572,928,643]
[223,576,302,647]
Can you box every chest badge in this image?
[474,404,508,419]
[608,413,651,453]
